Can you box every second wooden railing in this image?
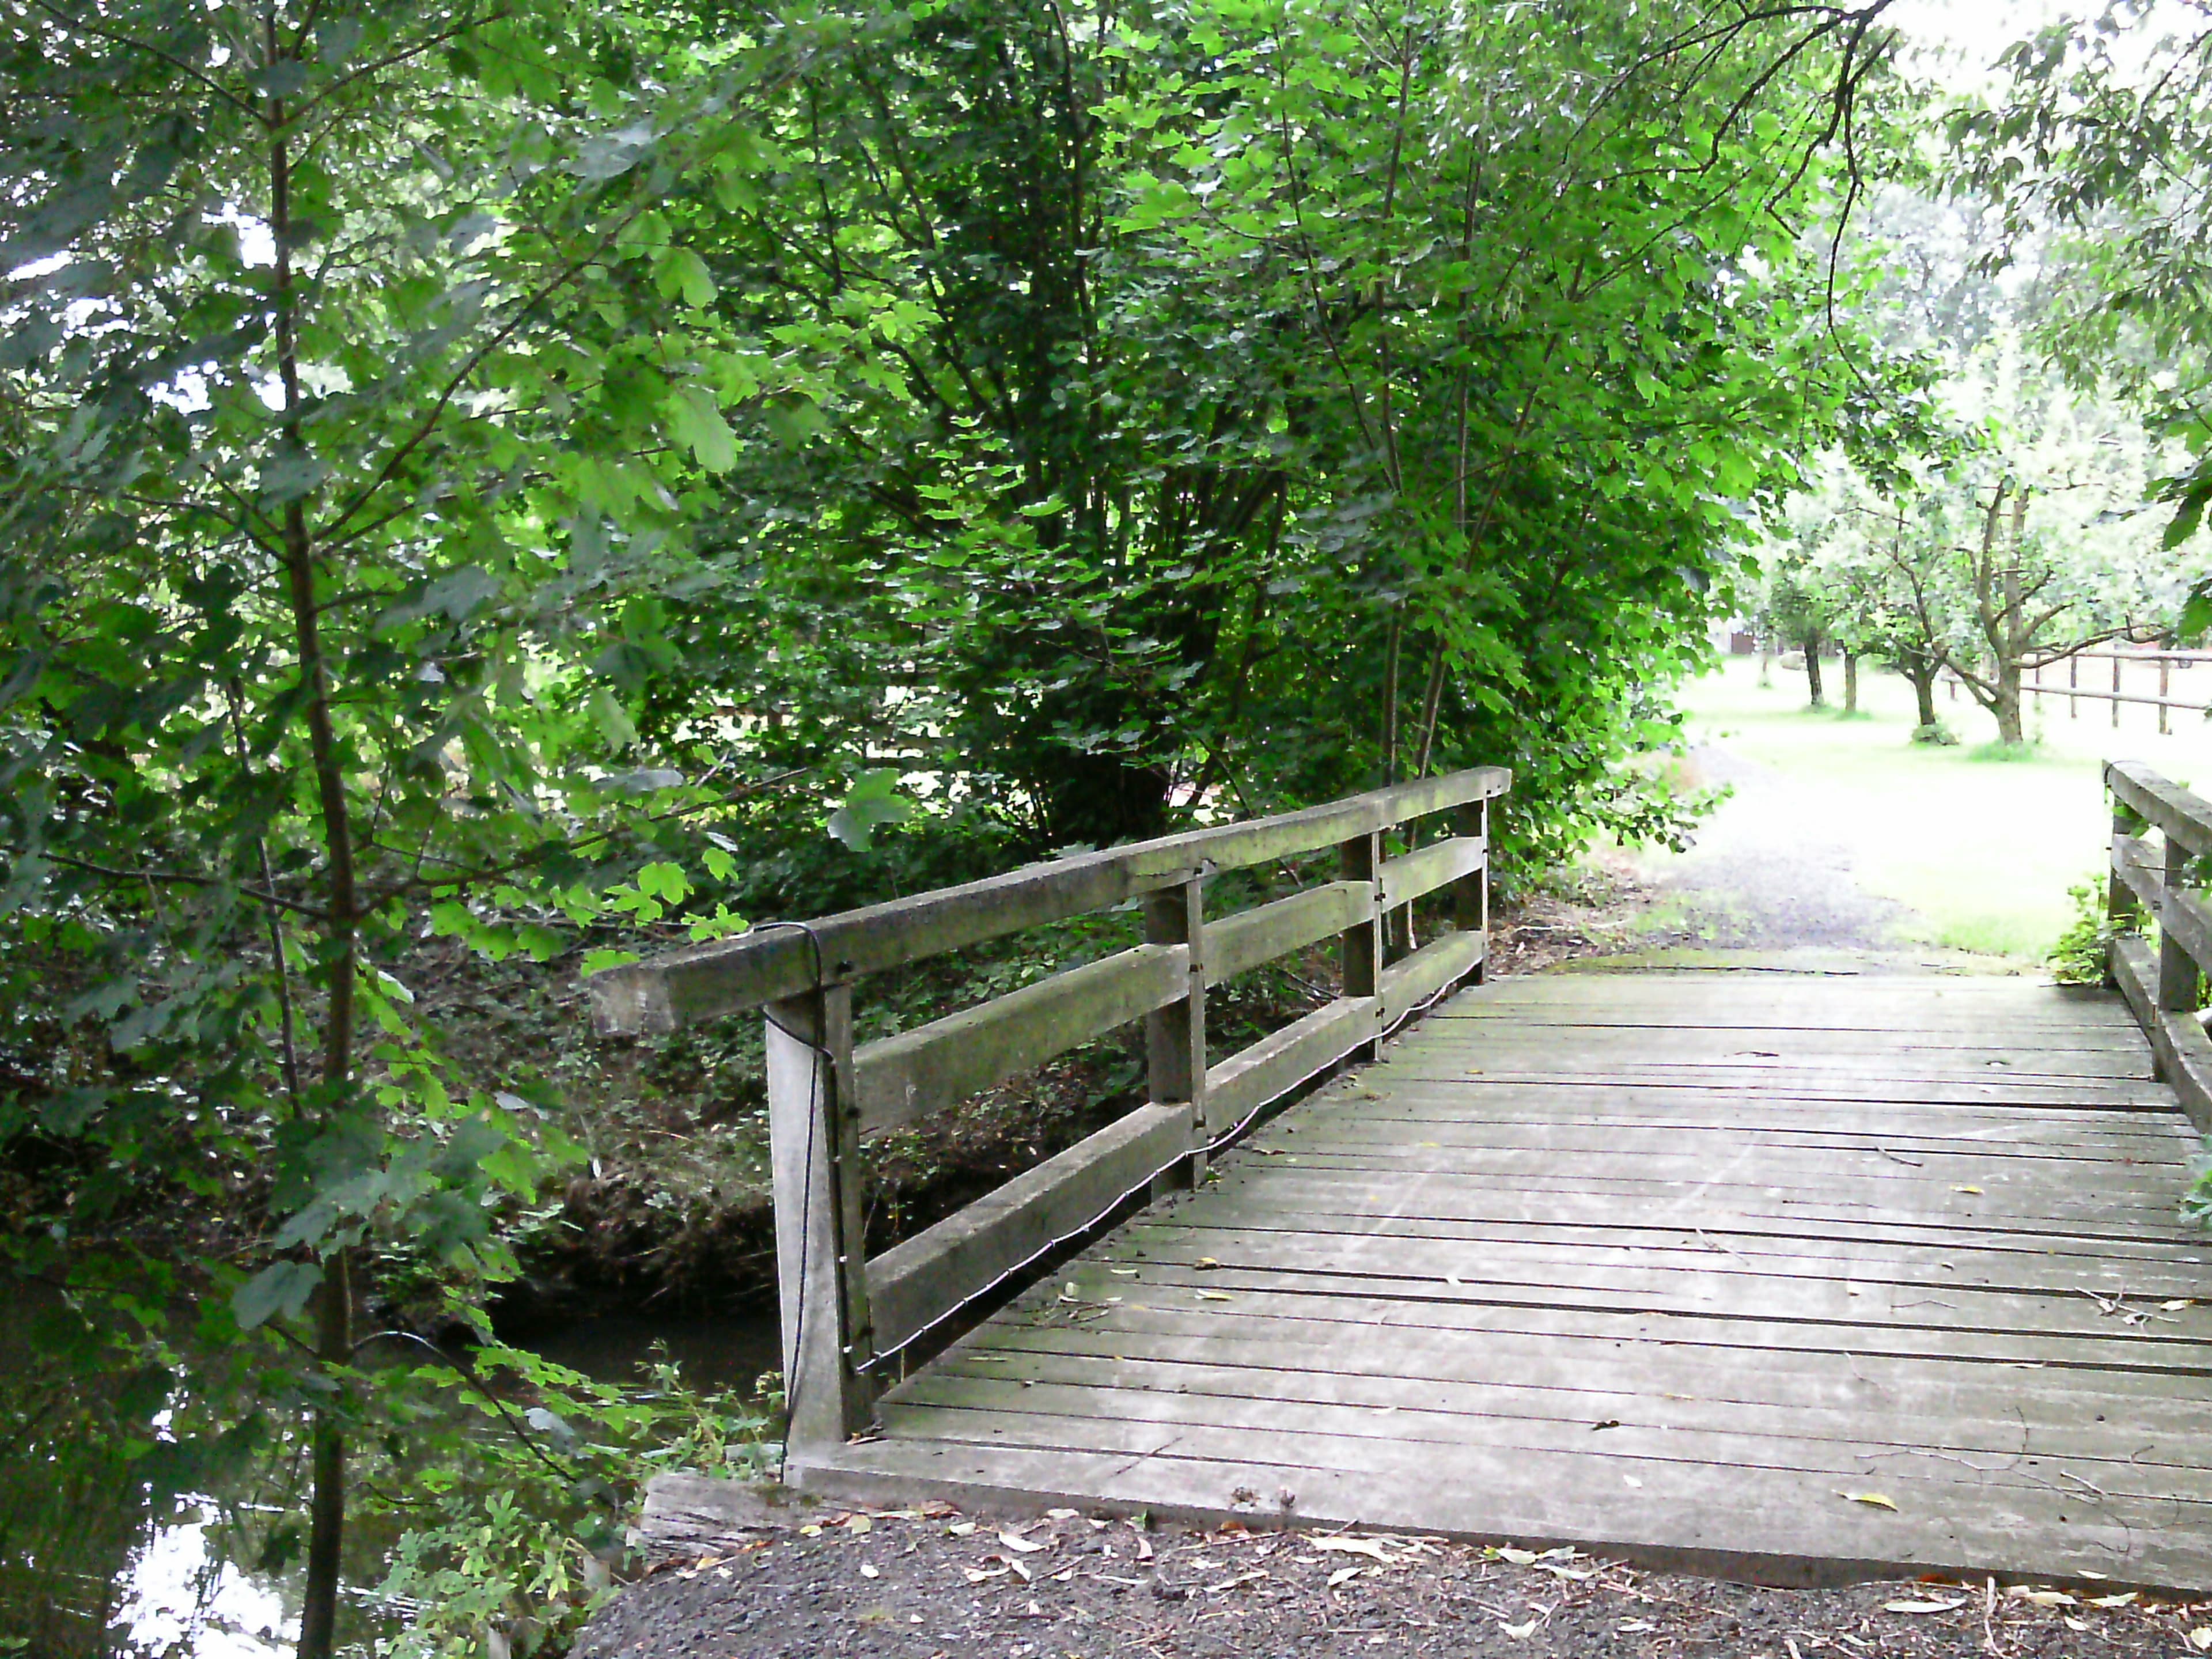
[2104,760,2212,1131]
[587,765,1510,1460]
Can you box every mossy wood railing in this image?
[2105,760,2212,1134]
[587,765,1510,1457]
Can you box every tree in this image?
[0,4,795,1650]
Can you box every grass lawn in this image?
[1664,652,2212,960]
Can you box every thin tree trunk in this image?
[1802,636,1825,709]
[1994,657,2025,746]
[1908,662,1938,728]
[1841,651,1858,714]
[271,58,360,1659]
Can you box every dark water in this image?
[1,1289,781,1658]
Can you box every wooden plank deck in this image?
[791,965,2212,1592]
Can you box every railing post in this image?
[2162,656,2173,736]
[766,982,876,1457]
[2108,797,2146,997]
[1454,798,1490,984]
[1340,830,1384,1060]
[2113,653,2123,729]
[1143,876,1209,1190]
[2161,831,2198,1013]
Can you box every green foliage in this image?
[2047,874,2112,985]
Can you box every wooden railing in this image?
[2104,760,2212,1132]
[587,765,1510,1456]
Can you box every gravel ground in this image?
[574,1506,2212,1659]
[1633,747,1925,952]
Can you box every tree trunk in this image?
[1757,638,1772,688]
[1802,635,1825,709]
[1842,651,1858,715]
[1907,660,1939,728]
[1994,657,2025,747]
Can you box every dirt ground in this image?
[574,1505,2211,1659]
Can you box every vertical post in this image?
[1340,828,1385,1061]
[766,982,874,1458]
[1453,798,1490,985]
[2113,652,2123,730]
[1143,875,1208,1191]
[2109,797,2145,955]
[2161,656,2172,736]
[1382,826,1416,965]
[2161,830,2198,1013]
[2070,654,2078,719]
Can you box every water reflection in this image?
[117,1521,291,1659]
[1,1271,781,1659]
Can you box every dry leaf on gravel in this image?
[1312,1537,1397,1565]
[1885,1599,1966,1614]
[997,1530,1046,1553]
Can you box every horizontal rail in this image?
[1378,835,1487,911]
[2108,762,2212,859]
[2027,683,2207,713]
[588,765,1508,1032]
[854,944,1190,1134]
[1204,880,1371,983]
[865,1101,1194,1355]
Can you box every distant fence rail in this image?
[1941,652,2211,733]
[587,766,1510,1455]
[2105,760,2212,1133]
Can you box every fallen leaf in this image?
[2188,1627,2212,1651]
[963,1565,1009,1583]
[859,1563,880,1579]
[947,1522,978,1536]
[998,1530,1047,1553]
[1313,1536,1397,1565]
[2087,1592,2137,1608]
[1500,1620,1540,1639]
[1206,1570,1268,1593]
[1328,1566,1363,1588]
[2064,1617,2090,1633]
[1840,1491,1898,1511]
[1195,1257,1222,1270]
[2004,1588,2073,1607]
[2163,1299,2193,1311]
[1494,1546,1540,1565]
[845,1515,873,1534]
[799,1525,823,1537]
[1047,1508,1078,1519]
[1623,1475,1643,1488]
[1952,1185,1983,1195]
[1006,1556,1033,1582]
[1196,1290,1234,1302]
[1885,1599,1967,1614]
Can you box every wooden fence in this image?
[588,765,1510,1454]
[1945,653,2210,733]
[2105,760,2212,1133]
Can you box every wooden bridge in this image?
[593,761,2212,1593]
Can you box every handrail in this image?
[2101,761,2212,1132]
[584,764,1510,1459]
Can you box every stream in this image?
[1,1288,782,1659]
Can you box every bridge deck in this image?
[793,967,2212,1591]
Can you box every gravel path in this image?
[1631,746,1926,953]
[574,1505,2207,1659]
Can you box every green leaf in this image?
[233,1262,322,1330]
[665,384,736,472]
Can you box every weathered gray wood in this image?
[767,984,873,1452]
[852,944,1187,1134]
[2165,833,2206,1010]
[1452,799,1487,946]
[784,964,2212,1594]
[589,765,1509,1031]
[1202,880,1372,983]
[1377,927,1487,1021]
[1376,834,1487,910]
[2109,757,2212,857]
[1204,995,1380,1130]
[1143,880,1207,1190]
[865,1101,1194,1355]
[2141,996,2212,1135]
[2112,932,2156,1031]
